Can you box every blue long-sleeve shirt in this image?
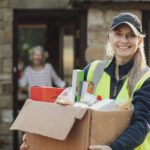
[84,59,150,150]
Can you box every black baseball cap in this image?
[110,13,143,34]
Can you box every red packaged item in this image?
[97,95,102,101]
[30,86,65,103]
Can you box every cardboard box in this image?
[10,99,133,150]
[30,86,64,103]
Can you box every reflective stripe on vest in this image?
[87,60,110,94]
[87,60,101,82]
[87,60,150,150]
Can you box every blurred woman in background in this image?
[19,45,66,91]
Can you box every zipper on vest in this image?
[114,64,119,97]
[113,86,117,97]
[113,82,118,97]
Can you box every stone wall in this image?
[86,6,141,63]
[0,0,13,150]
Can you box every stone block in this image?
[3,27,12,44]
[0,0,11,8]
[0,26,12,44]
[0,48,2,58]
[0,95,12,109]
[0,21,12,31]
[0,12,3,21]
[2,58,12,73]
[0,73,12,80]
[85,44,106,63]
[0,44,12,58]
[88,8,105,28]
[2,83,12,95]
[0,60,2,73]
[88,27,107,49]
[0,84,2,95]
[2,9,12,23]
[0,30,3,44]
[0,122,12,134]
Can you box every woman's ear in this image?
[138,36,144,46]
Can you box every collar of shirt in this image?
[104,57,134,80]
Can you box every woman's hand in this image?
[20,134,29,150]
[89,145,112,150]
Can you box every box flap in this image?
[10,99,87,140]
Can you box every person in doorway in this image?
[19,45,66,92]
[20,13,150,150]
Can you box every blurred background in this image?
[1,0,150,149]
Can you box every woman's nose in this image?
[120,35,128,42]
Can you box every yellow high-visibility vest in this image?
[87,60,150,150]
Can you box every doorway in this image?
[13,9,87,149]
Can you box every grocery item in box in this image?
[30,86,64,103]
[56,87,74,105]
[71,69,84,102]
[81,81,93,98]
[80,93,97,106]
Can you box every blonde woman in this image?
[87,13,150,150]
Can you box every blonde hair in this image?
[106,34,147,97]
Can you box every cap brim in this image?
[111,22,139,35]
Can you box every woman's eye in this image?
[115,33,122,37]
[126,33,137,39]
[128,33,136,37]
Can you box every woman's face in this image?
[32,50,43,65]
[109,24,142,64]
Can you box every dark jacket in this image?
[84,58,150,150]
